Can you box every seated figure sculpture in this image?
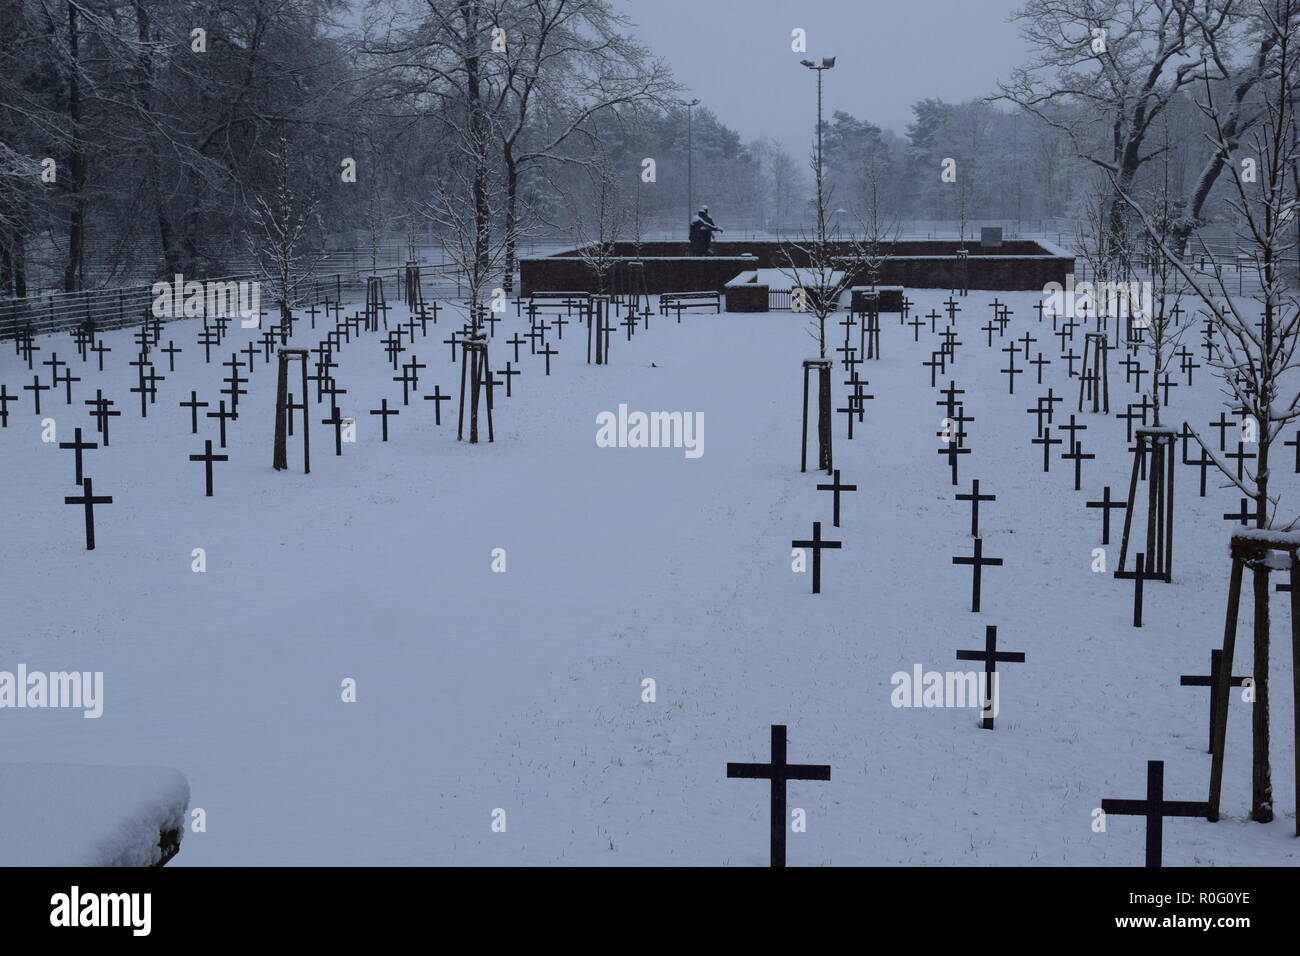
[688,206,723,256]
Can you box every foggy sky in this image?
[613,0,1031,154]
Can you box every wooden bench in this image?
[519,291,592,317]
[659,291,721,321]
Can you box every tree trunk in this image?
[63,1,86,293]
[181,165,202,276]
[134,1,180,278]
[503,149,518,294]
[1251,559,1273,822]
[1251,443,1273,822]
[12,231,25,297]
[817,364,832,473]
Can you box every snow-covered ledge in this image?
[0,764,190,866]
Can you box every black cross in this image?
[1029,352,1050,384]
[0,384,13,427]
[393,363,420,405]
[1221,497,1258,527]
[1180,649,1251,754]
[937,442,971,486]
[1025,396,1053,437]
[322,405,347,456]
[1040,387,1063,423]
[726,724,830,868]
[999,344,1023,394]
[179,391,209,434]
[64,476,112,551]
[952,537,1003,613]
[956,479,995,537]
[1114,552,1162,627]
[207,400,235,448]
[24,375,50,414]
[1224,441,1256,481]
[90,340,110,371]
[369,398,399,441]
[922,352,946,388]
[937,381,966,420]
[506,333,526,363]
[42,352,67,384]
[837,399,860,439]
[1031,427,1062,472]
[1086,486,1128,545]
[954,625,1025,730]
[198,326,219,363]
[537,344,558,376]
[1208,412,1235,452]
[259,329,279,362]
[1057,414,1087,448]
[1062,440,1095,491]
[791,521,841,594]
[423,385,451,426]
[1101,760,1209,867]
[53,367,80,404]
[161,340,183,372]
[1115,403,1146,443]
[84,391,120,446]
[129,366,162,418]
[815,469,857,527]
[1155,373,1178,406]
[1285,430,1300,473]
[496,362,520,398]
[57,427,97,486]
[189,439,229,497]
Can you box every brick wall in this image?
[520,241,1074,296]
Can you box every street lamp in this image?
[683,98,701,228]
[800,57,836,241]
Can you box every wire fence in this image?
[0,264,469,341]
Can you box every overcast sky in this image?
[613,0,1031,153]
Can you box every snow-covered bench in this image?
[0,764,189,866]
[659,291,721,319]
[520,291,591,317]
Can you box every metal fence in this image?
[0,264,467,341]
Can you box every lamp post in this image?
[684,98,700,229]
[799,57,836,242]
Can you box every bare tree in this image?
[567,145,627,296]
[998,0,1216,269]
[492,0,675,290]
[1136,126,1194,427]
[248,138,324,327]
[777,156,860,359]
[1114,0,1300,824]
[856,152,900,289]
[419,114,522,440]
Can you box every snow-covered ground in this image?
[0,763,187,866]
[1,289,1295,865]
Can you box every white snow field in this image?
[1,288,1296,866]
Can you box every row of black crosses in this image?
[740,297,893,868]
[884,289,1228,866]
[911,300,1031,739]
[5,274,701,551]
[927,292,1257,866]
[738,296,1011,867]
